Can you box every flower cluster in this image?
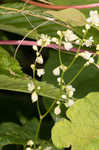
[52,29,79,51]
[53,80,75,115]
[32,45,45,78]
[37,34,51,47]
[27,10,99,116]
[83,36,94,47]
[87,10,99,26]
[53,64,67,77]
[78,51,94,66]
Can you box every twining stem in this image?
[0,40,93,54]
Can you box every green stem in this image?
[67,65,85,85]
[39,46,43,55]
[61,44,82,82]
[59,41,63,66]
[33,100,56,149]
[42,100,56,119]
[33,118,42,150]
[33,64,36,81]
[37,99,42,118]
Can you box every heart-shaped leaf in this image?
[52,92,99,150]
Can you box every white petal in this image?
[61,95,67,99]
[67,99,74,107]
[54,105,61,115]
[53,67,60,76]
[33,45,38,51]
[64,42,73,51]
[36,55,43,64]
[28,82,35,92]
[31,91,38,103]
[27,140,34,147]
[37,69,45,77]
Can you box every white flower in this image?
[57,30,63,37]
[36,55,43,64]
[53,66,60,76]
[57,77,64,85]
[67,99,74,107]
[88,57,94,64]
[26,147,32,150]
[66,85,75,98]
[96,44,99,50]
[87,10,99,26]
[54,105,61,115]
[68,91,74,97]
[75,39,80,45]
[84,61,90,67]
[61,94,67,99]
[60,64,67,72]
[37,68,45,77]
[28,82,35,92]
[85,24,91,30]
[64,42,73,51]
[78,51,92,60]
[31,64,35,70]
[37,39,43,46]
[33,45,38,51]
[83,36,94,47]
[63,29,78,42]
[82,29,86,34]
[27,140,34,147]
[36,52,39,57]
[56,101,60,104]
[37,34,51,47]
[31,91,38,103]
[51,37,59,44]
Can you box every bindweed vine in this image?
[27,10,99,150]
[1,1,99,149]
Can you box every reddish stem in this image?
[21,0,99,10]
[0,40,93,53]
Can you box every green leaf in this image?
[0,46,62,100]
[0,3,40,39]
[0,118,59,150]
[0,2,66,37]
[52,92,99,149]
[0,46,25,77]
[0,74,62,100]
[47,8,86,26]
[0,24,39,39]
[0,118,39,149]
